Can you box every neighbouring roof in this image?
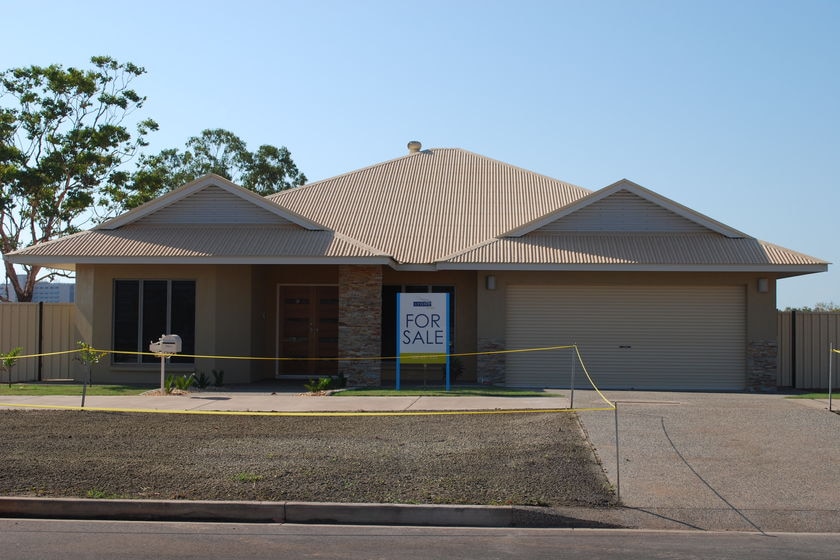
[5,146,829,275]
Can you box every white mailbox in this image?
[149,334,182,355]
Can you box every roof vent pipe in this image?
[407,140,422,153]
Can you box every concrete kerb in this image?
[0,497,518,527]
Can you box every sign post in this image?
[396,293,450,391]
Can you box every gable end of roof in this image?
[503,178,750,239]
[99,174,326,231]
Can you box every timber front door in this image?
[276,285,339,376]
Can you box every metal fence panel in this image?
[778,311,840,390]
[0,303,80,382]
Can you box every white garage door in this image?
[505,285,746,390]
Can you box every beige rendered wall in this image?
[77,264,256,385]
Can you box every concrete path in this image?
[1,388,837,533]
[0,392,572,413]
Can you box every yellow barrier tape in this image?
[8,349,81,360]
[832,348,840,354]
[575,345,615,409]
[5,345,615,410]
[0,402,616,417]
[8,345,576,362]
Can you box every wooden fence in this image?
[0,303,83,382]
[777,311,840,390]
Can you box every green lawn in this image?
[334,386,557,397]
[785,392,836,399]
[0,383,154,396]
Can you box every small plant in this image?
[304,377,333,393]
[1,347,23,388]
[193,370,210,389]
[212,369,224,387]
[164,374,195,393]
[174,374,195,391]
[76,341,108,407]
[86,488,121,499]
[233,472,263,483]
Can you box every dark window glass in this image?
[113,280,196,364]
[170,281,196,364]
[141,281,168,363]
[381,285,401,358]
[113,281,140,363]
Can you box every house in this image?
[6,142,828,390]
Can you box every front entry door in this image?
[276,285,339,376]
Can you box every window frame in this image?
[112,279,196,365]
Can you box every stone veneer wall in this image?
[338,265,382,386]
[477,338,506,385]
[747,339,778,391]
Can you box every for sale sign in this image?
[397,293,449,364]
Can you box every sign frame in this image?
[396,292,451,391]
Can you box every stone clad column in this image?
[338,265,382,386]
[747,339,778,391]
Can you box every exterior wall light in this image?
[486,275,496,290]
[757,278,769,293]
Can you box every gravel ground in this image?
[0,410,615,507]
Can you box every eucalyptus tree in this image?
[113,128,307,211]
[0,56,157,301]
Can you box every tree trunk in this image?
[3,261,38,302]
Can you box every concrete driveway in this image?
[576,391,840,532]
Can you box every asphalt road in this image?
[1,519,838,560]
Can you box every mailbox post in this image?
[149,334,182,393]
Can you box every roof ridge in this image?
[757,239,831,265]
[268,149,435,200]
[444,147,591,192]
[269,147,591,201]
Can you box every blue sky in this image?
[4,0,838,308]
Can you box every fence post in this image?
[570,343,576,410]
[37,302,43,381]
[614,401,621,502]
[830,343,834,413]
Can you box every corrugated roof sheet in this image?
[442,233,827,266]
[7,147,828,272]
[14,225,385,260]
[269,148,591,263]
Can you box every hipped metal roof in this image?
[6,146,829,274]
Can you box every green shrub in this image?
[193,371,210,389]
[212,369,224,387]
[174,374,195,391]
[164,374,194,393]
[304,377,333,393]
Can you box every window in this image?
[113,280,196,364]
[381,285,455,358]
